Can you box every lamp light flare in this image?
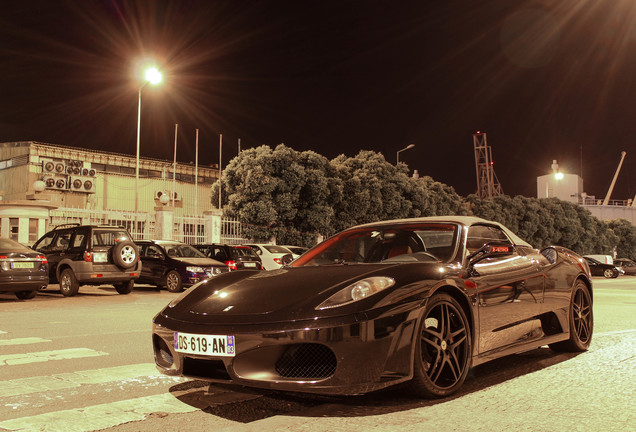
[145,67,162,85]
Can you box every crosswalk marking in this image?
[0,393,200,432]
[0,348,108,366]
[0,363,171,398]
[0,337,51,346]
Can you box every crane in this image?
[602,151,626,206]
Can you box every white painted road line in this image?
[0,393,200,432]
[0,363,179,398]
[0,337,51,346]
[0,348,108,366]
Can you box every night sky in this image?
[2,0,636,200]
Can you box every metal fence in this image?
[49,208,152,239]
[50,208,247,245]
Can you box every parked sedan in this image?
[152,216,593,398]
[194,244,263,271]
[279,245,309,259]
[614,258,636,275]
[583,256,621,278]
[136,240,229,292]
[244,244,293,270]
[0,237,48,299]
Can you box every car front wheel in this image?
[59,268,80,297]
[409,293,472,398]
[603,268,616,278]
[164,270,183,293]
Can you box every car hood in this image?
[172,257,225,266]
[162,262,452,325]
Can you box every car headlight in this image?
[186,266,205,273]
[316,276,395,310]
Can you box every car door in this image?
[140,244,166,284]
[467,224,545,355]
[34,229,74,281]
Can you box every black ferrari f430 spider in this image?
[152,216,593,398]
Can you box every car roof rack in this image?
[52,223,81,230]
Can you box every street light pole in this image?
[397,143,415,164]
[135,86,143,214]
[134,65,162,215]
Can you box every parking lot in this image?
[0,277,633,431]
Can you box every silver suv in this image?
[32,224,142,296]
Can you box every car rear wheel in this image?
[112,241,139,270]
[164,270,183,293]
[114,280,134,294]
[15,290,37,300]
[409,293,472,398]
[59,268,80,297]
[549,280,593,352]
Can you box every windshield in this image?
[293,223,458,267]
[163,244,207,258]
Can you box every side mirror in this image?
[281,253,295,266]
[468,242,515,262]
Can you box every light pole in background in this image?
[397,143,415,164]
[135,65,163,213]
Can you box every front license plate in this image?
[93,252,108,263]
[12,262,33,269]
[174,332,235,357]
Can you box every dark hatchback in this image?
[614,258,636,275]
[0,237,48,299]
[194,244,263,271]
[583,256,621,278]
[136,240,229,292]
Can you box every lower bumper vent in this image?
[275,343,337,379]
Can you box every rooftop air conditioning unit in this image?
[81,163,97,176]
[42,158,66,174]
[70,176,96,193]
[43,175,68,190]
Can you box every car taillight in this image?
[225,260,237,270]
[84,251,92,262]
[274,258,282,264]
[36,255,48,264]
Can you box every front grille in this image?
[275,344,337,379]
[183,357,231,381]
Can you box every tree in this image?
[212,144,337,245]
[607,219,636,260]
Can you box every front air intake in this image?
[275,344,337,379]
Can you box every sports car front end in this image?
[152,261,452,395]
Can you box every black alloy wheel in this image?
[59,268,80,297]
[410,293,472,398]
[164,270,183,293]
[550,280,593,352]
[114,280,134,294]
[15,290,37,300]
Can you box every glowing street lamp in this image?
[135,64,163,213]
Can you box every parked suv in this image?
[32,224,141,296]
[195,244,263,270]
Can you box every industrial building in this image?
[0,141,232,245]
